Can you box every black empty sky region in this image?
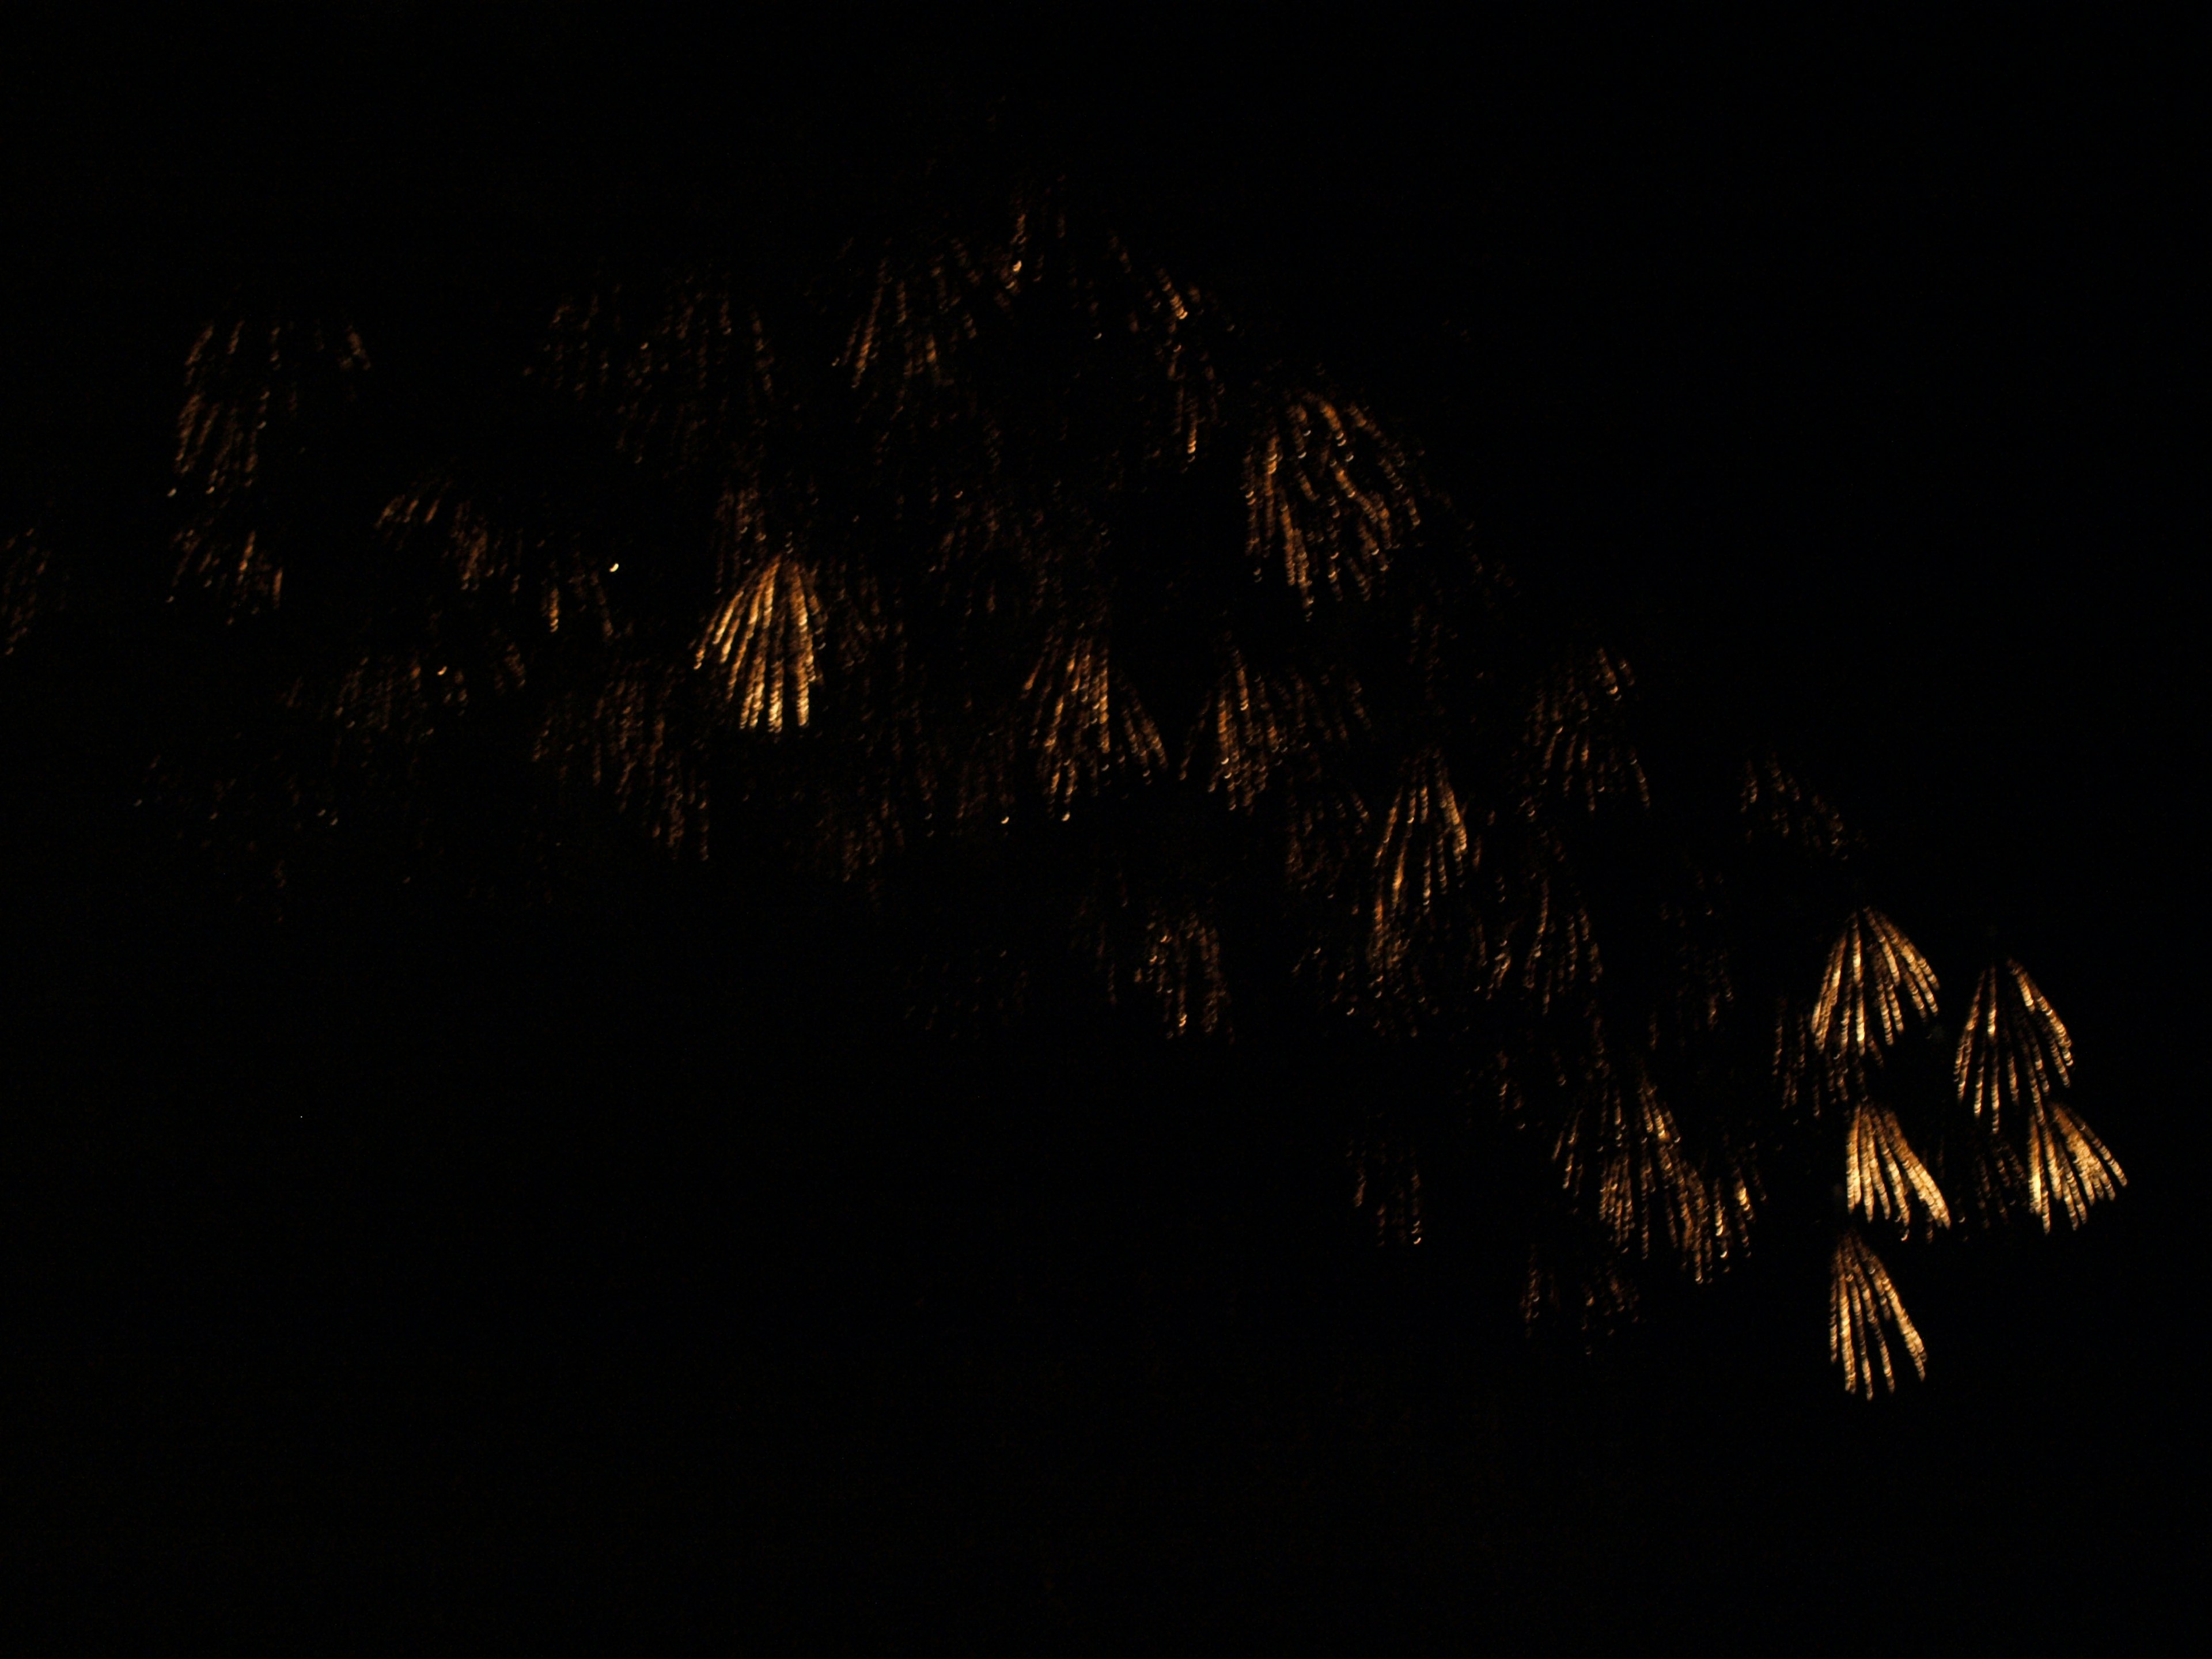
[0,10,2195,1646]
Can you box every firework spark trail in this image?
[1844,1101,1952,1232]
[698,548,828,733]
[1526,647,1649,810]
[1024,628,1165,808]
[1812,908,1939,1066]
[2,528,58,653]
[1829,1226,1928,1397]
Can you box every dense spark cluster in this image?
[14,180,2115,1398]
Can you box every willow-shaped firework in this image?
[1184,644,1357,812]
[1524,647,1650,810]
[1553,1027,1714,1267]
[1954,960,2124,1228]
[1830,1225,1928,1398]
[1024,627,1166,808]
[1812,907,1940,1069]
[699,547,829,733]
[1844,1100,1951,1233]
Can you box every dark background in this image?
[1,7,2198,1645]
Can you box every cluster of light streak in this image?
[0,184,2124,1396]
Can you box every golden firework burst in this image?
[1953,960,2122,1229]
[1828,1226,1927,1397]
[1844,1100,1951,1232]
[1554,1027,1712,1265]
[171,318,368,613]
[1812,908,1938,1067]
[1184,644,1356,812]
[698,546,829,734]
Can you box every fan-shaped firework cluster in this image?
[2,185,2122,1393]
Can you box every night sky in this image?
[1,9,2195,1645]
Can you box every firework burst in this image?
[1830,1226,1929,1398]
